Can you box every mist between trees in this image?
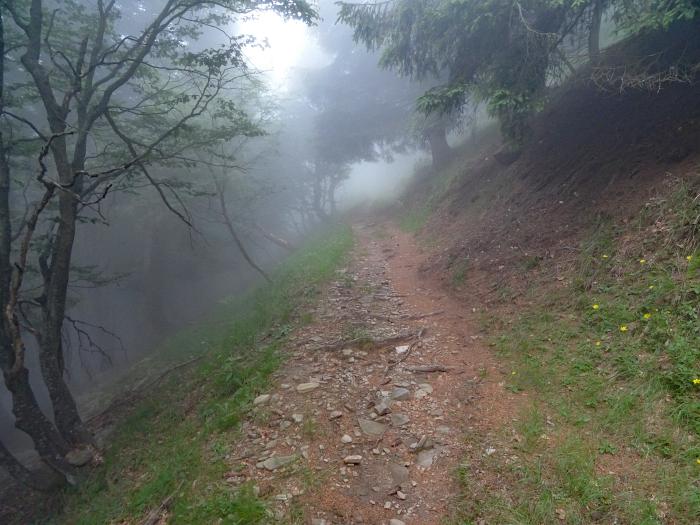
[0,0,697,493]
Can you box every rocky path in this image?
[225,221,518,524]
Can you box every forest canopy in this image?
[338,0,700,143]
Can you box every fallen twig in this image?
[407,364,452,373]
[311,330,421,352]
[400,310,444,321]
[387,328,425,369]
[141,481,183,525]
[87,355,205,424]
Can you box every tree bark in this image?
[0,9,70,487]
[426,123,452,168]
[589,0,603,63]
[2,367,73,477]
[312,170,329,221]
[0,439,62,491]
[15,0,91,447]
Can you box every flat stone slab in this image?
[374,400,392,415]
[259,454,297,471]
[296,382,320,393]
[66,448,93,467]
[253,394,271,406]
[416,448,437,468]
[389,463,409,485]
[390,413,410,427]
[390,387,411,401]
[358,417,387,435]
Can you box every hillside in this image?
[394,38,700,523]
[3,18,700,525]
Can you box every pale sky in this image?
[238,12,330,91]
[237,10,428,208]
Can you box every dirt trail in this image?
[225,220,520,524]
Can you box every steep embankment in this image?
[397,36,700,525]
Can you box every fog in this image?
[0,0,449,475]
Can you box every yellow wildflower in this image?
[648,285,655,289]
[639,259,646,264]
[643,313,651,320]
[592,304,600,310]
[693,378,700,385]
[697,458,700,465]
[687,255,693,261]
[602,254,609,259]
[619,325,628,332]
[595,341,602,347]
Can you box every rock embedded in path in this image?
[259,454,297,471]
[374,399,392,416]
[390,387,411,401]
[66,448,93,467]
[329,410,343,419]
[390,413,410,427]
[389,519,406,525]
[253,394,271,406]
[358,418,387,436]
[414,383,433,399]
[341,434,353,444]
[296,382,320,393]
[389,463,409,485]
[292,413,304,423]
[343,455,363,465]
[416,448,437,468]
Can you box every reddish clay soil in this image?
[221,219,522,525]
[415,74,700,309]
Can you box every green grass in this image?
[457,180,700,524]
[50,225,353,525]
[398,203,432,232]
[451,258,471,288]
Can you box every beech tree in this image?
[0,0,316,489]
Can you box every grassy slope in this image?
[49,225,353,525]
[402,143,700,523]
[473,181,700,524]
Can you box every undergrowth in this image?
[51,225,353,525]
[461,179,700,524]
[396,133,498,234]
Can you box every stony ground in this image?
[224,221,520,525]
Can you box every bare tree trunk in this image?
[0,436,63,490]
[33,142,91,446]
[2,365,74,480]
[328,177,339,216]
[426,123,452,168]
[312,171,329,221]
[589,0,603,63]
[14,0,91,447]
[0,10,70,487]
